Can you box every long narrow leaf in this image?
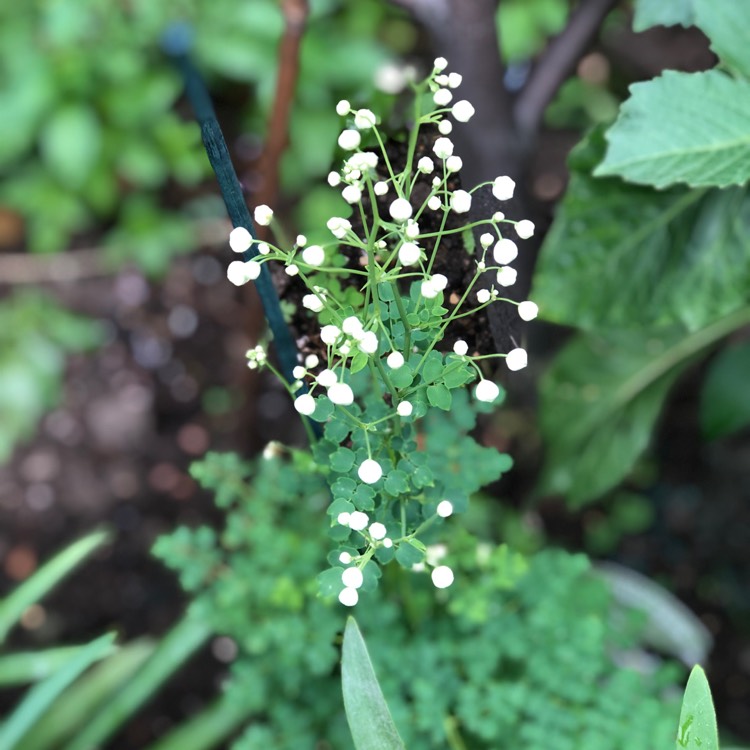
[0,646,85,687]
[342,617,405,750]
[145,689,252,750]
[62,615,211,750]
[676,666,719,750]
[15,639,155,750]
[0,633,115,750]
[0,529,111,644]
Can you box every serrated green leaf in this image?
[694,0,750,78]
[632,0,694,31]
[700,342,750,439]
[341,618,405,750]
[426,384,452,411]
[533,130,750,332]
[325,418,351,444]
[676,666,719,750]
[596,71,750,188]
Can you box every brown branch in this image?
[255,0,309,218]
[513,0,619,140]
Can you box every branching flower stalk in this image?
[226,59,538,607]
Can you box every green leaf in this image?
[0,633,116,750]
[533,130,750,332]
[595,71,750,188]
[426,384,452,411]
[633,0,694,31]
[341,618,405,750]
[39,104,101,188]
[350,351,370,374]
[421,351,444,384]
[330,448,356,474]
[700,342,750,439]
[312,396,335,423]
[443,361,473,389]
[389,364,413,389]
[384,470,409,496]
[675,666,719,750]
[394,540,425,568]
[0,530,111,644]
[318,567,344,597]
[694,0,750,78]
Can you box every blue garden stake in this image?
[162,23,301,389]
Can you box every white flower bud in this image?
[336,100,351,116]
[431,565,454,588]
[480,233,494,248]
[438,119,453,135]
[285,264,299,276]
[338,587,359,607]
[320,325,341,345]
[383,537,393,548]
[433,137,454,159]
[446,155,463,173]
[496,266,517,287]
[294,393,316,415]
[476,288,491,304]
[327,217,351,239]
[229,226,252,253]
[386,351,404,369]
[337,511,351,526]
[358,331,379,355]
[493,238,518,265]
[518,301,539,321]
[433,57,448,71]
[342,566,364,588]
[398,242,421,266]
[450,189,472,213]
[254,205,273,226]
[369,522,387,540]
[358,459,383,484]
[475,379,500,403]
[292,365,306,379]
[338,129,361,151]
[492,176,515,201]
[342,185,362,204]
[397,401,413,417]
[515,219,535,239]
[302,294,324,312]
[339,551,352,564]
[417,157,434,174]
[374,181,388,196]
[431,273,448,291]
[433,88,453,106]
[448,72,463,89]
[451,100,475,122]
[389,198,412,222]
[404,220,420,239]
[437,500,454,517]
[328,382,354,405]
[349,510,370,530]
[354,109,377,129]
[327,171,341,186]
[506,348,528,371]
[227,260,249,286]
[302,245,325,267]
[316,369,338,387]
[342,316,363,336]
[304,354,319,368]
[258,243,271,255]
[427,196,442,211]
[453,340,468,356]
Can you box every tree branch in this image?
[514,0,618,140]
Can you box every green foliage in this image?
[632,0,695,31]
[700,342,750,440]
[342,618,405,750]
[675,666,719,750]
[496,0,568,63]
[0,293,102,465]
[154,451,684,749]
[0,0,392,257]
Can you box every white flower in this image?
[327,171,341,187]
[374,181,388,196]
[302,245,325,266]
[417,157,434,174]
[258,242,271,255]
[316,369,338,387]
[386,351,404,369]
[397,401,413,417]
[342,316,363,336]
[515,219,535,239]
[244,260,261,280]
[320,325,341,345]
[339,551,352,564]
[492,176,515,201]
[433,137,454,159]
[358,459,383,484]
[302,294,324,312]
[475,379,500,403]
[405,220,420,240]
[493,212,505,222]
[292,365,306,379]
[338,129,361,151]
[446,155,463,173]
[354,109,376,129]
[431,565,454,589]
[451,189,472,213]
[339,342,351,356]
[358,331,379,355]
[431,273,448,291]
[389,198,412,222]
[294,393,316,415]
[453,340,468,356]
[434,56,448,71]
[229,227,252,253]
[448,72,463,88]
[398,242,421,266]
[369,522,387,540]
[327,217,351,239]
[438,120,453,135]
[227,260,254,286]
[383,538,393,548]
[337,511,351,526]
[476,289,491,304]
[496,267,517,287]
[338,587,359,607]
[285,264,299,276]
[254,205,273,226]
[493,238,518,265]
[506,348,528,371]
[432,176,441,187]
[328,382,354,405]
[336,99,351,116]
[435,74,449,86]
[427,196,442,211]
[451,99,475,122]
[342,567,364,589]
[437,500,454,518]
[349,511,369,530]
[375,63,409,94]
[421,279,439,299]
[305,354,319,368]
[342,185,362,205]
[518,301,539,321]
[433,88,453,106]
